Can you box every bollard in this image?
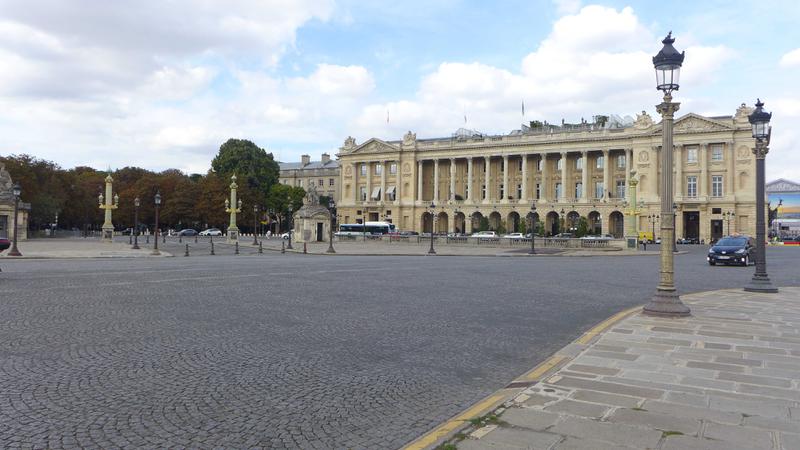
[281,240,285,254]
[146,235,150,244]
[303,242,307,254]
[163,234,166,244]
[179,235,182,243]
[195,235,198,243]
[184,244,189,257]
[258,241,263,254]
[211,242,215,255]
[129,234,132,245]
[235,241,239,255]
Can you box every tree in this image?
[478,217,489,231]
[576,216,589,237]
[266,184,305,231]
[211,139,279,204]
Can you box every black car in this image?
[707,236,755,266]
[178,229,198,236]
[0,237,10,252]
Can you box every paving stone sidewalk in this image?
[0,238,171,258]
[455,287,800,450]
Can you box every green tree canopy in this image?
[211,139,279,203]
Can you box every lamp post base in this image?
[643,289,690,317]
[744,275,778,293]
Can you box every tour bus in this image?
[336,221,396,236]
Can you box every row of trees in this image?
[1,139,306,233]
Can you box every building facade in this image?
[0,162,29,240]
[336,103,762,243]
[767,178,800,238]
[278,153,340,202]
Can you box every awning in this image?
[371,187,381,200]
[387,186,396,196]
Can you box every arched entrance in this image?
[436,212,449,234]
[507,211,521,233]
[609,211,624,238]
[526,212,540,235]
[470,212,484,233]
[588,211,602,235]
[546,211,560,236]
[489,211,502,231]
[421,212,433,234]
[453,212,466,234]
[567,211,580,234]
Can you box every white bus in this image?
[336,221,397,236]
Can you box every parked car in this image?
[178,229,198,236]
[678,237,700,244]
[0,237,10,252]
[199,228,222,236]
[398,231,419,236]
[554,232,575,238]
[471,231,497,238]
[707,235,755,266]
[502,233,525,239]
[281,230,294,239]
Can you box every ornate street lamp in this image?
[428,201,436,255]
[8,183,22,256]
[253,204,260,245]
[723,211,735,237]
[648,214,659,242]
[286,204,294,250]
[529,203,537,255]
[132,197,140,249]
[744,99,778,293]
[151,192,162,256]
[672,203,678,252]
[644,32,690,317]
[326,200,337,254]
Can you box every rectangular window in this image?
[616,180,626,199]
[557,158,563,171]
[481,184,487,200]
[516,184,522,199]
[390,163,397,174]
[617,154,626,168]
[535,183,541,199]
[318,179,323,186]
[711,144,723,162]
[518,159,523,171]
[500,184,505,199]
[595,181,604,199]
[687,176,697,197]
[329,178,334,186]
[575,182,582,199]
[712,175,723,197]
[576,157,583,170]
[360,186,367,201]
[375,163,382,175]
[387,186,396,201]
[555,183,562,199]
[360,164,367,175]
[596,155,604,169]
[465,184,469,200]
[687,146,698,163]
[537,159,543,171]
[309,179,315,187]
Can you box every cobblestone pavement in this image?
[458,287,800,450]
[0,247,797,448]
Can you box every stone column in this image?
[365,162,372,203]
[484,156,490,203]
[625,149,632,201]
[502,155,509,203]
[675,145,683,199]
[541,154,549,202]
[417,160,423,202]
[560,151,568,202]
[726,141,735,198]
[581,150,589,202]
[380,160,387,204]
[467,157,473,203]
[353,162,359,203]
[521,154,528,202]
[652,146,660,197]
[602,149,610,200]
[433,159,440,202]
[394,160,400,205]
[449,158,456,201]
[700,144,708,199]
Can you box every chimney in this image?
[321,153,330,164]
[301,154,310,166]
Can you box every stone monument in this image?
[0,163,30,241]
[293,185,333,244]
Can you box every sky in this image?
[0,0,799,180]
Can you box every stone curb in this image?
[401,305,643,450]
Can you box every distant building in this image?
[0,162,30,240]
[278,153,340,202]
[767,178,800,238]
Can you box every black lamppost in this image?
[559,208,565,235]
[644,32,690,317]
[286,205,294,250]
[723,211,735,236]
[648,214,659,242]
[151,192,161,256]
[529,203,537,255]
[362,209,367,241]
[8,183,22,256]
[132,197,140,249]
[428,201,436,255]
[672,203,678,252]
[326,200,336,254]
[745,99,778,293]
[253,204,260,245]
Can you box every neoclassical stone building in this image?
[278,153,340,202]
[336,103,762,242]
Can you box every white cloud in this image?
[553,0,581,15]
[779,48,800,67]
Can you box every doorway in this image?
[316,222,324,242]
[711,219,723,242]
[683,212,700,240]
[0,215,7,238]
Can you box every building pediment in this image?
[351,138,401,154]
[653,113,734,134]
[766,178,800,193]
